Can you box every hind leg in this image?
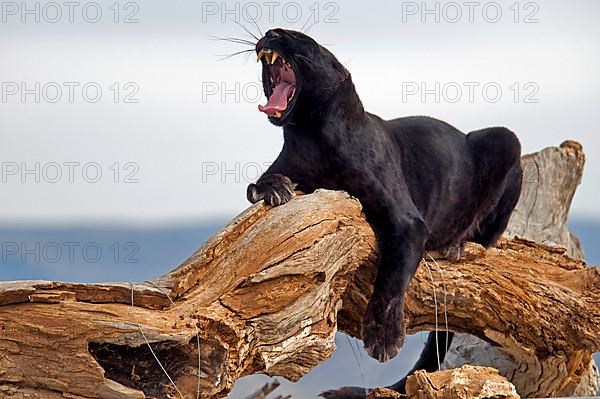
[466,127,522,247]
[471,161,523,247]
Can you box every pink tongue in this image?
[258,82,296,115]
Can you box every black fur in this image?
[247,28,522,374]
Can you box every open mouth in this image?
[257,48,297,119]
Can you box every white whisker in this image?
[345,334,368,398]
[422,258,441,370]
[427,254,450,364]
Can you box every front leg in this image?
[360,193,428,362]
[247,146,298,207]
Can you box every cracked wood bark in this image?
[0,142,598,399]
[405,366,519,399]
[348,367,519,399]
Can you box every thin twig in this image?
[145,280,202,399]
[130,282,185,398]
[428,254,450,361]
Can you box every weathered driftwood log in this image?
[405,366,519,399]
[0,142,598,399]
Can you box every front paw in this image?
[362,295,406,362]
[247,174,296,206]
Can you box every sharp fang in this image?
[271,51,279,65]
[257,50,264,62]
[274,111,282,118]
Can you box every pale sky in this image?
[1,0,599,225]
